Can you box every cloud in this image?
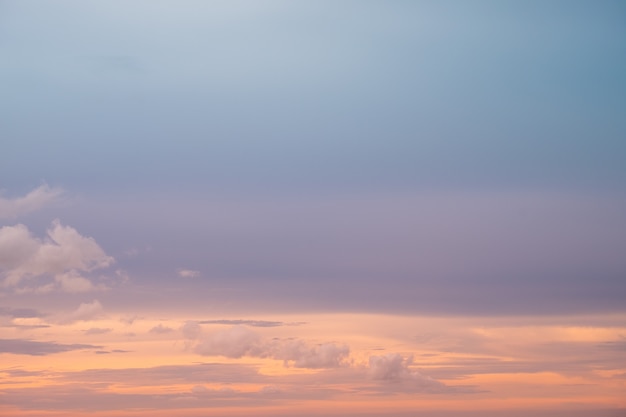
[272,340,350,369]
[194,325,349,368]
[181,321,202,340]
[55,271,99,293]
[195,325,261,358]
[83,327,112,335]
[0,307,44,318]
[368,353,442,386]
[0,338,101,356]
[0,220,114,292]
[178,269,200,278]
[0,185,63,219]
[149,324,175,334]
[199,319,301,327]
[63,300,104,323]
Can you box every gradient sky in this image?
[1,1,626,416]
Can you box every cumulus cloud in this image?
[0,185,63,219]
[272,340,350,368]
[368,353,443,389]
[178,269,200,278]
[194,325,349,368]
[0,220,114,292]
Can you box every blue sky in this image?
[3,0,625,194]
[1,3,626,414]
[3,0,625,315]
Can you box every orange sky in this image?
[2,311,625,416]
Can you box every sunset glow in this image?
[2,1,626,416]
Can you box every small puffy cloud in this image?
[195,325,261,358]
[149,324,175,334]
[275,340,349,369]
[178,269,200,278]
[369,353,414,381]
[0,220,114,292]
[63,300,104,323]
[194,325,350,368]
[0,185,63,219]
[368,353,443,389]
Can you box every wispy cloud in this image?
[83,327,112,335]
[149,324,175,334]
[0,185,64,219]
[0,338,101,356]
[0,307,44,318]
[199,319,305,327]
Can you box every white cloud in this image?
[194,325,349,368]
[178,269,200,278]
[0,220,114,292]
[0,185,63,219]
[64,300,104,323]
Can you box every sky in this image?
[1,1,626,416]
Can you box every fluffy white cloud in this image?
[0,220,114,292]
[194,325,349,368]
[0,185,63,219]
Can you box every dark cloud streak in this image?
[0,339,102,356]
